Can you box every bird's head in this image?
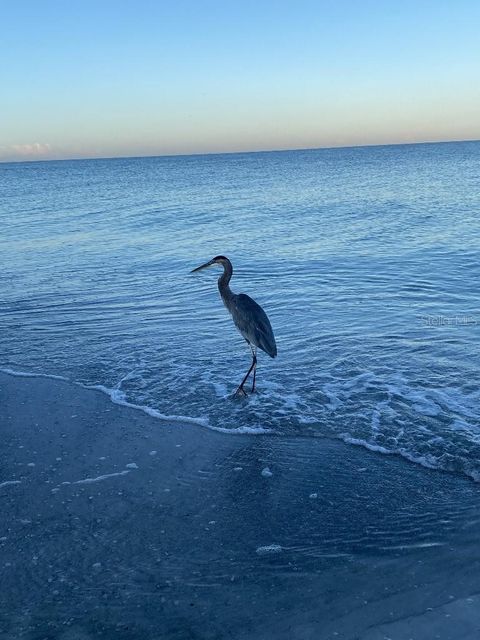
[191,255,230,273]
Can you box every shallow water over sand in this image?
[2,374,480,639]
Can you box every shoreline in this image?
[3,366,477,486]
[1,371,480,639]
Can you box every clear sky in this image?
[1,0,479,162]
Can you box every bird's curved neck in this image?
[218,259,234,305]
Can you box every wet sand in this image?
[1,371,480,639]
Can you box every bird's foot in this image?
[234,386,248,398]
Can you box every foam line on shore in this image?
[2,366,477,480]
[0,367,68,381]
[84,383,212,428]
[73,470,132,484]
[0,480,22,489]
[0,366,210,429]
[339,434,480,484]
[85,384,275,435]
[0,367,272,436]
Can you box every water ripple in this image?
[1,143,480,480]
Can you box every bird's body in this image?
[225,293,277,357]
[191,255,277,395]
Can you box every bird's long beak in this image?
[191,259,215,273]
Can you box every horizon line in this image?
[1,136,479,165]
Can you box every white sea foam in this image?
[1,366,272,436]
[208,379,229,398]
[256,544,283,555]
[402,389,442,416]
[73,470,131,485]
[84,383,211,428]
[380,542,444,550]
[340,435,393,456]
[3,366,479,482]
[339,434,456,476]
[0,367,68,381]
[321,367,480,482]
[429,387,480,420]
[0,480,21,489]
[208,425,274,435]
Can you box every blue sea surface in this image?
[1,142,479,479]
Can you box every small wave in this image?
[84,383,211,428]
[0,480,22,489]
[322,368,480,483]
[1,366,210,429]
[2,366,478,481]
[73,470,132,485]
[256,544,283,555]
[339,435,394,456]
[341,434,443,471]
[208,424,275,435]
[0,366,68,381]
[1,366,273,436]
[339,434,480,483]
[429,387,480,421]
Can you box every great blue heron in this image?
[191,255,277,396]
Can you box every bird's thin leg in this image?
[235,349,257,396]
[251,346,258,393]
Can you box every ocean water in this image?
[1,142,479,480]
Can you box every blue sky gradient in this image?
[2,0,479,161]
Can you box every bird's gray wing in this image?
[230,293,277,357]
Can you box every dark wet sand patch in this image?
[1,372,480,639]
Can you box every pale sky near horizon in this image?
[1,0,480,162]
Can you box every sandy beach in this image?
[1,371,480,639]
